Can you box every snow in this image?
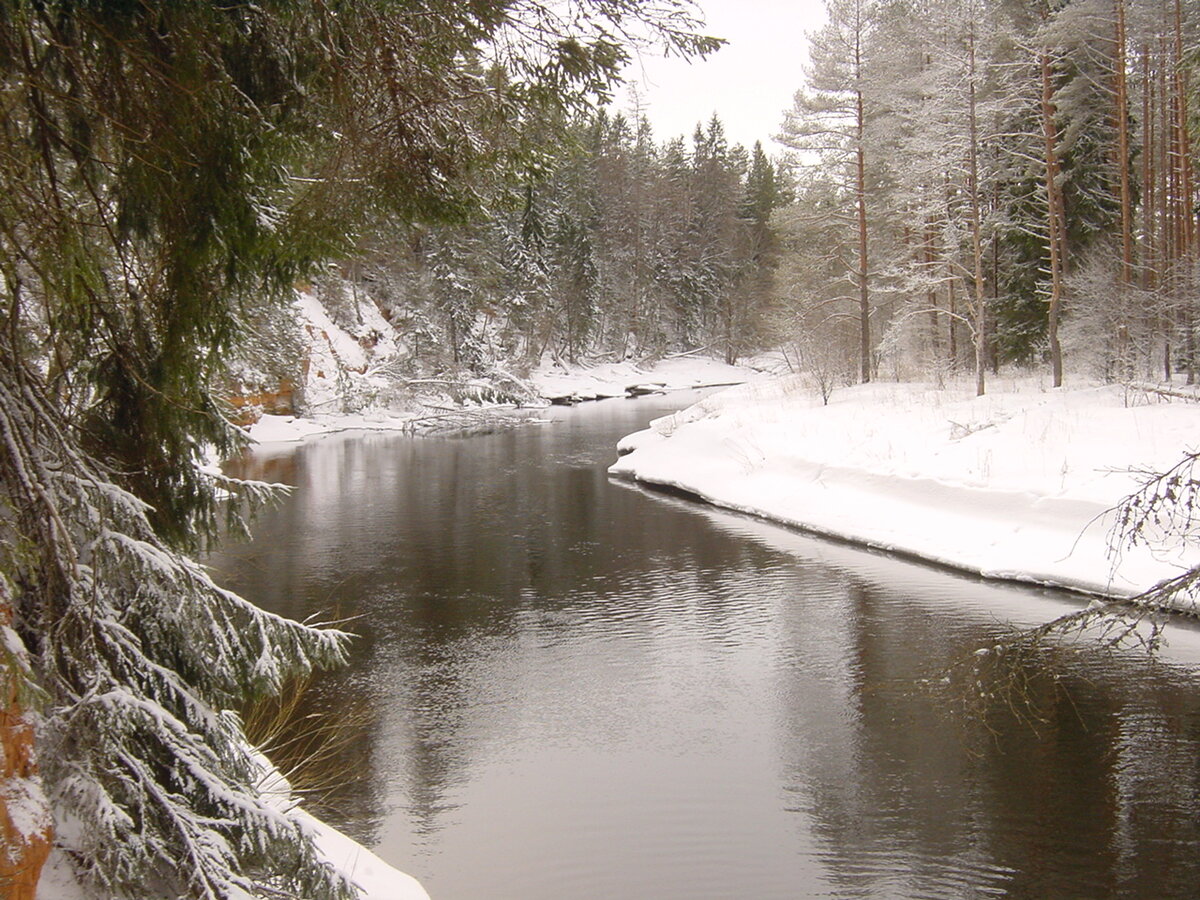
[246,413,379,444]
[528,355,757,403]
[35,753,430,900]
[251,750,430,900]
[35,849,90,900]
[295,808,429,900]
[2,775,49,841]
[293,290,394,416]
[609,376,1200,602]
[245,356,763,445]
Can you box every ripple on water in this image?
[211,399,1200,900]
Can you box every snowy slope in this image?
[245,354,763,444]
[609,376,1200,602]
[36,746,430,900]
[292,290,404,415]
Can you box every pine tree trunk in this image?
[967,25,986,397]
[948,275,958,366]
[925,223,941,362]
[854,13,871,384]
[1139,41,1161,378]
[991,199,1001,375]
[1040,47,1065,388]
[1171,0,1195,383]
[856,98,870,384]
[1115,0,1133,287]
[1141,43,1155,295]
[1156,35,1173,380]
[1111,0,1133,379]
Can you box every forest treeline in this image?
[300,0,1198,403]
[293,110,781,383]
[1,0,1198,897]
[777,0,1198,395]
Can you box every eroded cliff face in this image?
[1,595,51,900]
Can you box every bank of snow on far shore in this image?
[609,376,1200,604]
[243,355,762,444]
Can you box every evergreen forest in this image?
[0,0,1198,897]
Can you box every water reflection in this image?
[210,396,1200,899]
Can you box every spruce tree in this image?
[0,1,720,896]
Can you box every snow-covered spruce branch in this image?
[0,348,355,899]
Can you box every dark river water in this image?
[211,392,1200,900]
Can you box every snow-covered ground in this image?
[36,819,429,900]
[36,751,431,900]
[244,355,763,444]
[527,355,754,403]
[610,375,1200,603]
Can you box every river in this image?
[211,392,1200,899]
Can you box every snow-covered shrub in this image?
[1063,253,1171,383]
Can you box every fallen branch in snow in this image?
[657,346,716,361]
[402,405,538,436]
[1125,382,1200,403]
[947,419,996,440]
[401,378,479,388]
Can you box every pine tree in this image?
[886,0,1024,394]
[0,1,721,896]
[779,0,879,382]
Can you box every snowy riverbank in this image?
[609,375,1200,604]
[243,355,763,444]
[36,753,431,900]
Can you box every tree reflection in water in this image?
[211,397,1200,899]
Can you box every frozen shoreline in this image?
[243,356,764,445]
[609,376,1200,605]
[37,752,431,900]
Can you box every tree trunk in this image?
[925,223,941,361]
[967,25,987,396]
[1040,47,1065,388]
[1110,0,1133,379]
[991,195,1001,375]
[856,105,870,383]
[948,275,958,366]
[854,16,871,384]
[1115,0,1133,287]
[1141,43,1155,295]
[1171,0,1195,383]
[1156,35,1172,380]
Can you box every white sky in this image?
[617,0,829,154]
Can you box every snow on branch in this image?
[0,345,356,899]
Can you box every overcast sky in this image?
[616,0,829,154]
